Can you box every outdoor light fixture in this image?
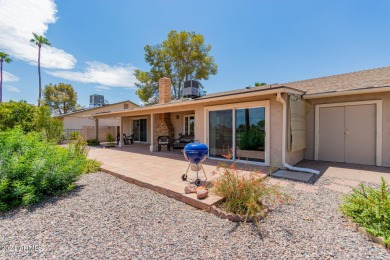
[176,115,180,119]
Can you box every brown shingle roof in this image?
[196,66,390,100]
[283,66,390,95]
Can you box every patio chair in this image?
[172,135,194,151]
[157,135,171,151]
[123,133,134,145]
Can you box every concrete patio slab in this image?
[88,145,269,211]
[295,160,390,184]
[272,169,314,183]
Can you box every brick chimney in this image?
[158,77,171,104]
[155,78,174,147]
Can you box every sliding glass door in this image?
[132,119,147,142]
[235,107,265,162]
[208,105,266,163]
[209,110,233,158]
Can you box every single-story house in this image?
[57,100,138,141]
[91,67,390,168]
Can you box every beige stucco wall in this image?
[63,117,119,130]
[121,115,152,143]
[192,94,288,167]
[305,92,390,167]
[113,94,303,167]
[170,111,195,139]
[62,102,136,130]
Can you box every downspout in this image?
[276,92,320,175]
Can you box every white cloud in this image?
[47,62,138,88]
[0,0,76,69]
[3,71,19,82]
[96,85,111,90]
[5,86,21,92]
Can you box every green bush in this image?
[87,139,100,146]
[0,129,88,211]
[340,178,390,244]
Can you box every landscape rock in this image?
[0,173,388,259]
[196,189,208,199]
[184,184,197,194]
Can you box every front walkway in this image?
[88,144,269,211]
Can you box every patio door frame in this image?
[204,100,270,166]
[314,100,382,166]
[131,117,148,143]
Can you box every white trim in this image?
[315,100,382,166]
[204,100,270,166]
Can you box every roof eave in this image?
[92,86,302,119]
[303,86,390,99]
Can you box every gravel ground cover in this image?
[0,172,389,259]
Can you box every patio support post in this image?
[119,116,123,147]
[95,119,99,140]
[150,113,154,152]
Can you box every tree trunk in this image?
[38,45,42,107]
[178,80,182,99]
[0,60,3,103]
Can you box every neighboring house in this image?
[57,101,138,141]
[92,67,390,168]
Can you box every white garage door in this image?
[318,104,376,165]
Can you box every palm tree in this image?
[0,52,12,103]
[30,33,51,107]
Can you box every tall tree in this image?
[30,33,51,107]
[135,30,217,105]
[43,83,77,115]
[0,52,12,103]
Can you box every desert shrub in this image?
[68,131,81,140]
[84,159,102,173]
[87,139,100,146]
[211,161,287,220]
[68,136,101,174]
[68,134,89,158]
[106,133,114,144]
[341,178,390,244]
[0,128,88,211]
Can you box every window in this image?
[184,115,195,136]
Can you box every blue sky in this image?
[1,0,390,107]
